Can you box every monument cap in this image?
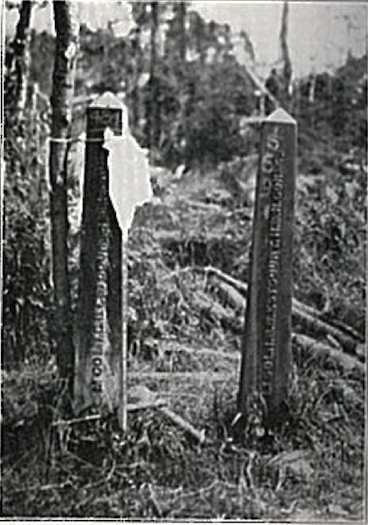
[266,107,296,124]
[89,91,124,109]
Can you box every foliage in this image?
[27,3,366,168]
[28,3,257,167]
[295,54,367,157]
[294,161,366,334]
[2,92,52,368]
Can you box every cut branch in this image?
[158,407,206,444]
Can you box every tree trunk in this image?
[174,1,188,165]
[130,28,142,131]
[177,1,187,62]
[49,0,79,390]
[6,0,33,112]
[279,1,292,109]
[149,1,161,159]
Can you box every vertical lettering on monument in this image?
[261,126,284,401]
[238,108,296,421]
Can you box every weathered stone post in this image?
[75,92,124,413]
[238,108,297,424]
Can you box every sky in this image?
[5,1,368,78]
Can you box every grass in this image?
[1,335,365,519]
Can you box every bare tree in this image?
[6,0,33,111]
[129,27,140,129]
[177,1,187,62]
[49,0,79,390]
[279,1,292,109]
[149,1,161,159]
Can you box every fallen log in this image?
[139,336,363,380]
[214,281,246,312]
[319,315,363,344]
[292,334,364,378]
[205,266,248,296]
[292,307,358,356]
[292,299,364,343]
[205,266,361,356]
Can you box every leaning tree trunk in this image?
[49,0,79,390]
[6,0,33,113]
[279,1,292,110]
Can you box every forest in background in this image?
[2,1,367,519]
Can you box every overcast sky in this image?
[5,1,367,78]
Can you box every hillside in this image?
[2,3,366,519]
[2,117,366,518]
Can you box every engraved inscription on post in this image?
[261,126,284,398]
[75,93,123,413]
[238,108,296,419]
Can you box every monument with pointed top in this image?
[75,92,124,413]
[89,91,125,110]
[238,107,297,426]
